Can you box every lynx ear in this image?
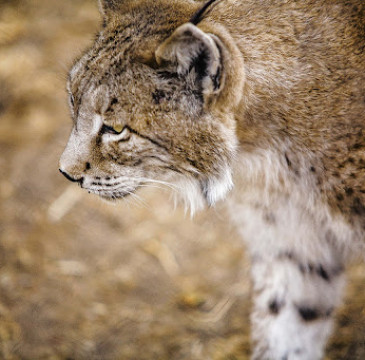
[155,23,224,97]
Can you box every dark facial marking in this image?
[165,165,183,174]
[125,125,169,151]
[118,135,131,143]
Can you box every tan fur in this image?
[60,1,365,358]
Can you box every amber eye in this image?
[101,124,125,134]
[111,124,124,133]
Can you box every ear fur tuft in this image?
[190,0,220,25]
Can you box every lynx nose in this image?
[59,169,84,185]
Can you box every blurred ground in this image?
[0,0,364,359]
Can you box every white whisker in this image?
[137,184,170,192]
[127,191,150,209]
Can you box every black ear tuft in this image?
[190,0,220,25]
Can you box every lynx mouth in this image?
[98,192,132,201]
[87,187,138,201]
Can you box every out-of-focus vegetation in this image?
[0,0,364,359]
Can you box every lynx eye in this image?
[112,124,124,133]
[101,124,123,134]
[101,124,130,141]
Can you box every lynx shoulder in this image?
[60,1,365,359]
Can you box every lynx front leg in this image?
[250,252,345,360]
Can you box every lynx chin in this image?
[59,0,365,359]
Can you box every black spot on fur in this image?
[152,89,166,104]
[351,143,362,150]
[297,306,320,322]
[351,197,365,215]
[317,265,330,281]
[310,166,316,172]
[279,252,342,282]
[269,299,283,315]
[85,162,91,171]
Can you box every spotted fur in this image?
[59,0,365,359]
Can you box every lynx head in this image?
[59,0,244,214]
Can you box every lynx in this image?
[59,0,365,359]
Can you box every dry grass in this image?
[0,1,364,359]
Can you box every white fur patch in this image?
[171,164,233,217]
[92,114,103,134]
[172,177,205,217]
[203,165,234,206]
[229,147,358,260]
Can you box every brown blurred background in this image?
[0,0,364,359]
